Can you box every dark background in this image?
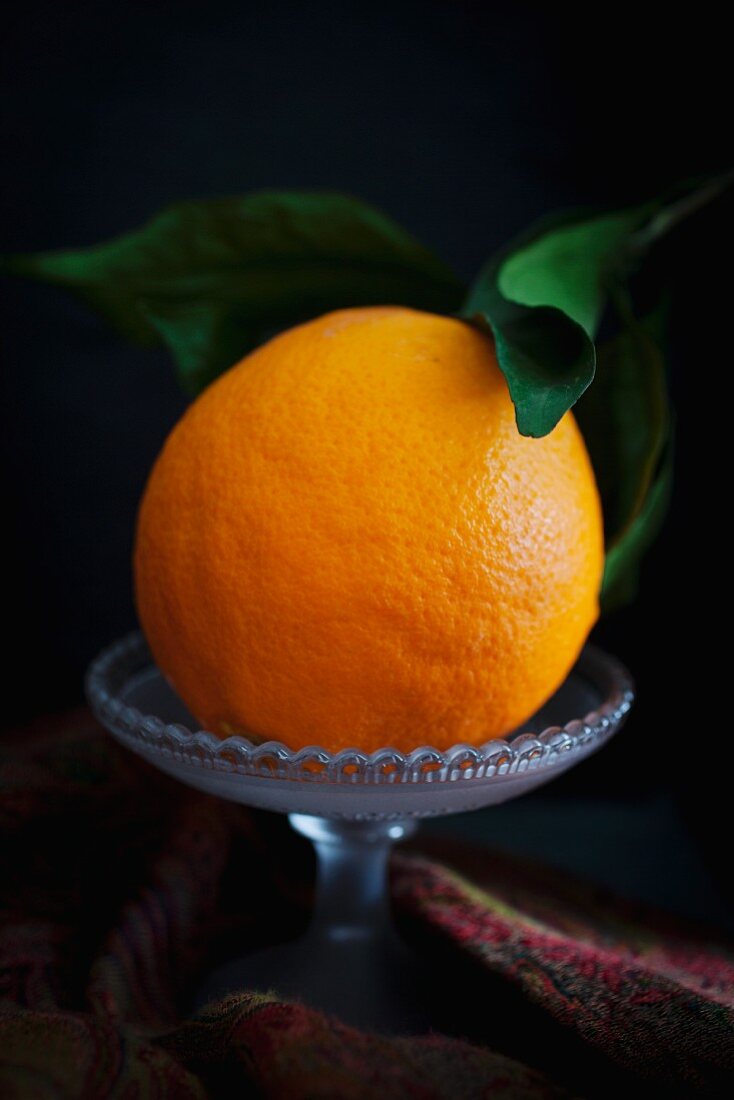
[2,3,731,922]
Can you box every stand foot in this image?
[195,814,434,1033]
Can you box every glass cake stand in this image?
[86,632,633,1033]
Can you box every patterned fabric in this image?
[1,713,733,1098]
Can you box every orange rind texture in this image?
[135,307,603,752]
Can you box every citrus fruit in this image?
[134,307,603,752]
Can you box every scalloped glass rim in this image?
[85,632,634,786]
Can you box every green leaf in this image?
[3,192,464,394]
[497,209,644,336]
[139,299,258,396]
[575,312,671,611]
[576,316,668,537]
[601,439,673,612]
[461,173,732,437]
[463,271,595,438]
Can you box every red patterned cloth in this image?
[1,712,733,1098]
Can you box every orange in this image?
[134,307,603,753]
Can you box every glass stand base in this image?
[195,815,434,1033]
[195,928,433,1034]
